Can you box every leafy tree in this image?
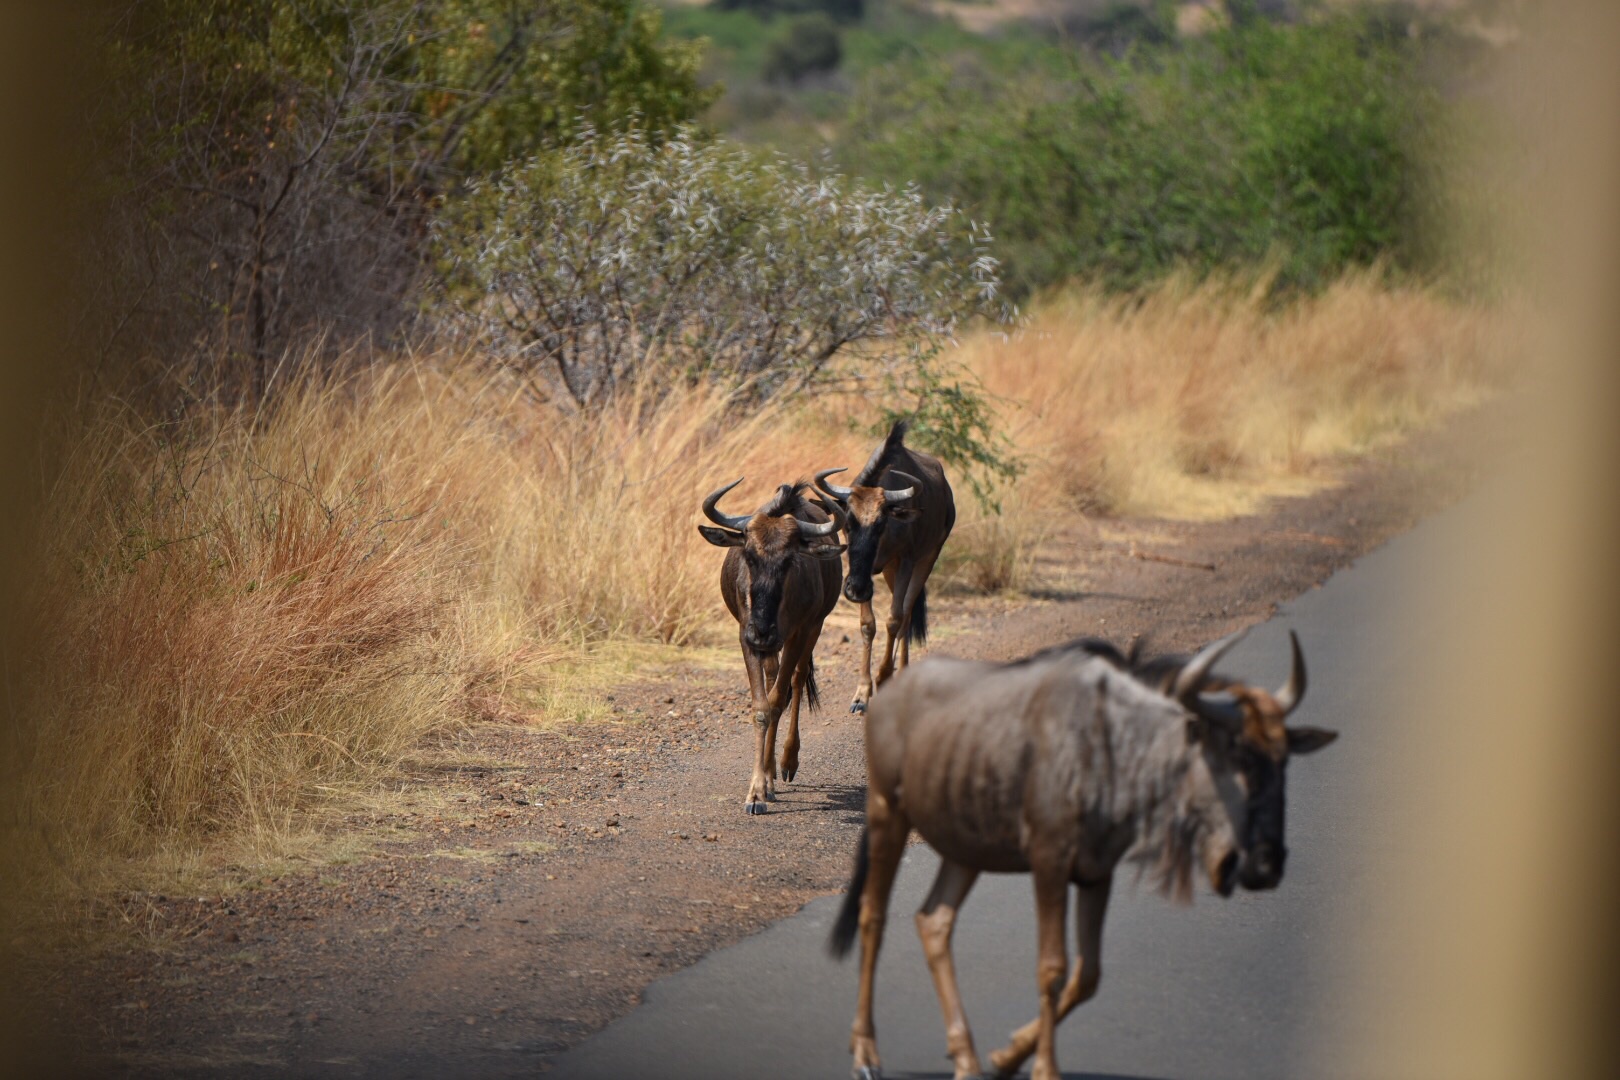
[94,0,715,396]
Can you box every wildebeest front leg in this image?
[761,652,784,797]
[1028,865,1070,1080]
[780,625,822,783]
[851,793,909,1079]
[874,561,910,689]
[990,876,1113,1077]
[741,635,775,815]
[751,631,810,810]
[916,859,984,1080]
[850,600,877,714]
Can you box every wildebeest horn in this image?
[701,478,751,531]
[814,467,853,501]
[811,496,847,532]
[883,470,921,505]
[1172,628,1249,702]
[796,514,840,538]
[857,439,889,484]
[1274,630,1306,715]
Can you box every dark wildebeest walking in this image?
[829,629,1337,1080]
[814,420,955,714]
[699,479,845,815]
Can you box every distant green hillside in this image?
[659,0,1504,299]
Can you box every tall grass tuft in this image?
[3,361,876,890]
[958,270,1519,520]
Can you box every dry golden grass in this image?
[3,272,1514,901]
[960,271,1519,520]
[2,361,875,899]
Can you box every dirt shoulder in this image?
[22,405,1506,1078]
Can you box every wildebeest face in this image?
[699,480,845,655]
[1180,741,1250,898]
[1225,689,1337,890]
[1189,632,1337,893]
[812,468,920,604]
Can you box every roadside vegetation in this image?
[2,0,1522,908]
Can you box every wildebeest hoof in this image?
[854,1067,882,1080]
[744,800,767,815]
[850,700,867,714]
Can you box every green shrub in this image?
[764,14,843,84]
[94,0,716,384]
[832,8,1443,298]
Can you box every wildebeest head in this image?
[812,457,920,605]
[698,479,845,655]
[1171,631,1337,896]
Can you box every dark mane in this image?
[855,419,910,485]
[1003,635,1141,672]
[760,481,814,518]
[1000,635,1197,696]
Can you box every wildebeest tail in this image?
[828,824,869,959]
[805,657,820,713]
[905,586,928,647]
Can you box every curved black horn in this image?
[1274,630,1307,715]
[811,496,847,533]
[814,467,853,501]
[1172,628,1249,701]
[795,514,840,538]
[857,439,889,484]
[883,470,921,505]
[701,478,751,531]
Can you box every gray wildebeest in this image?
[699,479,845,815]
[828,629,1337,1080]
[814,420,955,714]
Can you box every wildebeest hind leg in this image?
[990,876,1112,1077]
[1028,865,1070,1080]
[895,550,938,673]
[850,794,909,1079]
[874,562,909,689]
[780,626,821,783]
[916,859,984,1080]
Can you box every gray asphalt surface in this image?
[544,497,1452,1080]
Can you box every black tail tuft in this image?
[828,824,869,960]
[905,586,928,647]
[805,657,820,713]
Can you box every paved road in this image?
[544,497,1457,1080]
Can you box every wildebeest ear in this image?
[698,525,745,548]
[1286,726,1338,754]
[808,543,847,561]
[1184,715,1208,746]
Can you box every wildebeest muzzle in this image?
[743,619,780,655]
[843,575,874,604]
[1238,842,1287,890]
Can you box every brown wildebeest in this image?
[828,629,1337,1080]
[814,420,955,714]
[699,479,845,815]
